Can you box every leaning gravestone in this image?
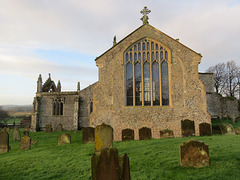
[23,131,30,136]
[82,127,95,143]
[180,140,209,167]
[58,134,71,145]
[234,128,240,135]
[12,127,21,141]
[94,123,113,154]
[219,123,235,135]
[91,148,130,180]
[122,129,134,141]
[0,130,9,153]
[199,123,212,136]
[181,119,195,137]
[21,136,31,150]
[139,127,152,140]
[160,129,174,138]
[45,124,52,133]
[56,123,63,132]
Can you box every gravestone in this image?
[234,128,240,135]
[82,127,95,143]
[31,140,38,145]
[12,127,21,141]
[58,134,71,145]
[23,131,30,136]
[212,125,222,135]
[56,123,63,132]
[199,123,212,136]
[180,140,209,167]
[5,127,10,133]
[160,129,174,138]
[139,127,152,140]
[0,130,9,153]
[95,123,113,154]
[91,148,130,180]
[45,124,52,133]
[21,136,31,150]
[181,119,195,137]
[219,123,235,135]
[122,129,134,141]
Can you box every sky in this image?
[0,0,240,105]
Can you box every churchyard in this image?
[0,123,239,180]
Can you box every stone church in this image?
[32,7,213,140]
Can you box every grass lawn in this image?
[0,129,239,180]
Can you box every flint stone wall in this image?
[90,24,211,141]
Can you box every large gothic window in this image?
[125,38,170,106]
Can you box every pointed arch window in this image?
[52,98,64,115]
[125,38,170,106]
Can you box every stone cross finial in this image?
[113,36,117,46]
[140,6,151,25]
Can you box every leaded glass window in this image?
[125,38,170,106]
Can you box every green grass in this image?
[212,118,240,129]
[0,130,240,180]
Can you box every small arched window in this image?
[124,38,170,106]
[53,98,64,115]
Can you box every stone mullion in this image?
[132,52,136,106]
[150,43,153,106]
[141,42,144,106]
[159,51,162,106]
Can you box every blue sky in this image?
[0,0,240,105]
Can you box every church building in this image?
[31,7,211,140]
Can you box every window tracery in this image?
[125,38,170,106]
[52,98,64,115]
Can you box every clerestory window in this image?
[52,98,64,115]
[125,38,170,106]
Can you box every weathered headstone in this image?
[23,131,30,136]
[122,128,134,141]
[199,123,212,136]
[31,140,38,145]
[5,127,10,133]
[180,140,209,167]
[95,123,113,154]
[55,123,63,132]
[91,148,130,180]
[219,123,235,135]
[58,134,71,145]
[181,119,195,137]
[12,127,21,141]
[139,127,152,140]
[82,127,95,143]
[0,130,9,153]
[45,124,52,133]
[160,129,174,138]
[212,125,222,135]
[234,128,240,135]
[21,136,31,150]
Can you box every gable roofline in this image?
[95,24,202,61]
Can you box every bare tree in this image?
[0,106,9,125]
[206,61,240,98]
[206,63,226,94]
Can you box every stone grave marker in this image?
[199,123,212,136]
[181,119,195,137]
[58,134,71,145]
[91,148,130,180]
[122,128,134,141]
[56,123,63,132]
[5,127,10,133]
[234,128,240,135]
[160,129,174,138]
[82,127,95,143]
[95,123,113,154]
[212,125,222,135]
[23,131,30,136]
[180,140,209,167]
[139,127,152,140]
[219,123,235,135]
[0,130,9,153]
[45,124,52,133]
[12,127,21,141]
[21,136,31,150]
[31,140,38,145]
